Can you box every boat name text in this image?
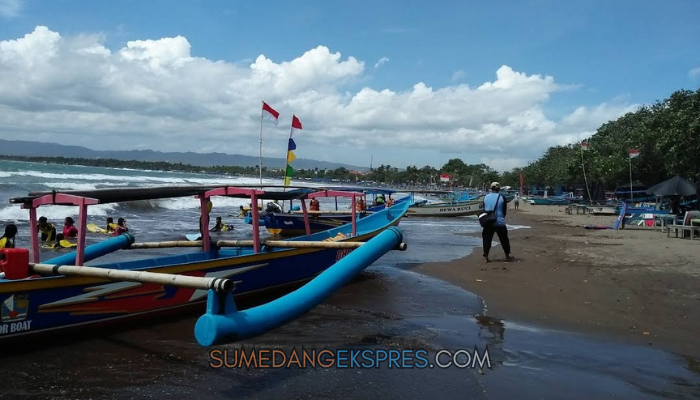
[0,320,32,335]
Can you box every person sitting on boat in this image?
[37,216,57,243]
[0,224,17,249]
[309,198,320,211]
[374,194,385,206]
[263,201,283,216]
[62,217,79,238]
[105,217,118,233]
[385,196,395,208]
[356,198,366,213]
[114,218,128,236]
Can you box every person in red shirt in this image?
[62,217,79,238]
[114,218,129,236]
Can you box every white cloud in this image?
[374,56,389,69]
[451,69,466,82]
[689,67,700,78]
[0,26,637,170]
[0,0,22,18]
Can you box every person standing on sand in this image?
[482,182,514,263]
[514,193,520,210]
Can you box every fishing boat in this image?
[0,185,409,346]
[526,197,570,205]
[257,187,412,236]
[406,199,483,217]
[261,211,358,236]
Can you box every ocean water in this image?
[0,160,698,399]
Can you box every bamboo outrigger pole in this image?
[219,239,367,249]
[29,263,234,292]
[127,239,408,251]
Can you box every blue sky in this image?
[0,0,698,170]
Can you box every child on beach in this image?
[0,224,17,249]
[62,217,79,238]
[210,216,233,232]
[37,217,57,243]
[114,218,128,236]
[106,217,118,233]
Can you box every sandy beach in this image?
[417,201,700,359]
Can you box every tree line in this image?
[498,88,700,195]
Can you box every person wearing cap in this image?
[481,182,514,262]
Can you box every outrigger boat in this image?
[255,186,412,236]
[401,189,484,217]
[0,185,408,346]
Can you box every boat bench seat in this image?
[667,211,700,240]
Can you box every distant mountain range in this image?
[0,139,368,171]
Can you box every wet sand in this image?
[2,212,699,399]
[417,201,700,358]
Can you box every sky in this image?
[0,0,698,172]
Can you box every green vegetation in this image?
[499,88,700,190]
[2,87,697,190]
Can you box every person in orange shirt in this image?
[355,198,366,212]
[309,198,320,211]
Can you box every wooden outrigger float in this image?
[0,184,408,346]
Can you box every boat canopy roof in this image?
[7,184,349,206]
[324,186,397,195]
[325,186,454,195]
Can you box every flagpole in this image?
[259,103,264,186]
[580,145,592,202]
[283,121,294,192]
[629,155,633,201]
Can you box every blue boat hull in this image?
[263,213,356,236]
[0,202,409,341]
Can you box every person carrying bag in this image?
[479,182,514,263]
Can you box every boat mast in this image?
[259,104,264,185]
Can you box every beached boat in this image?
[406,199,483,217]
[0,185,408,345]
[526,197,570,206]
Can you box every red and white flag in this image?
[581,141,589,151]
[262,101,279,126]
[290,115,302,137]
[439,174,450,182]
[629,148,640,159]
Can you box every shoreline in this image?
[416,201,700,359]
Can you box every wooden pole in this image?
[30,263,233,292]
[251,191,260,253]
[199,195,211,252]
[301,198,311,236]
[29,207,39,263]
[76,201,88,266]
[129,241,203,249]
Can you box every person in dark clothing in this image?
[481,182,514,263]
